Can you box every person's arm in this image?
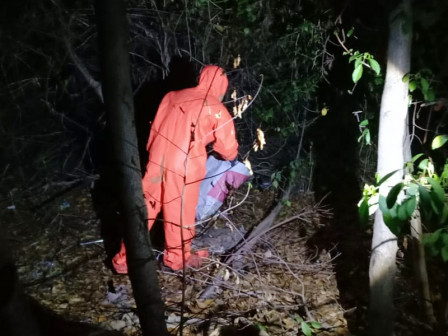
[212,106,239,161]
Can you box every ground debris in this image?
[4,184,348,335]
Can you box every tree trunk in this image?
[410,210,437,326]
[369,1,412,335]
[94,1,168,335]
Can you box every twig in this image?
[64,38,103,103]
[199,185,292,300]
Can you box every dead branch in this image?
[64,38,104,103]
[199,185,292,300]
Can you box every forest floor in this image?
[2,180,446,336]
[3,181,350,336]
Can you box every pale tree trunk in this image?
[369,1,412,335]
[94,1,168,335]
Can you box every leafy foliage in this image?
[359,145,448,258]
[402,70,436,103]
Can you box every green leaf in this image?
[376,169,401,186]
[349,54,358,63]
[441,246,448,262]
[382,212,402,235]
[352,64,363,83]
[422,229,442,245]
[378,195,389,214]
[411,153,424,163]
[431,135,448,150]
[301,322,313,336]
[409,81,417,92]
[441,205,448,225]
[397,196,416,220]
[442,232,448,245]
[419,184,434,221]
[369,58,381,75]
[310,321,322,329]
[365,129,371,145]
[427,177,446,206]
[359,198,370,225]
[386,183,404,208]
[256,323,267,331]
[407,183,419,196]
[426,90,435,101]
[295,316,304,323]
[420,77,429,94]
[347,27,354,37]
[402,73,410,83]
[360,119,369,127]
[418,159,429,171]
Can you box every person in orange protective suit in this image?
[112,65,239,273]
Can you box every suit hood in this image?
[197,65,228,99]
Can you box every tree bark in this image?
[94,1,168,335]
[410,210,437,326]
[369,1,412,335]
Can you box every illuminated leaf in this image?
[359,198,370,225]
[310,321,322,329]
[431,135,448,150]
[407,183,419,196]
[360,119,369,127]
[411,153,424,163]
[253,128,266,151]
[349,54,358,63]
[402,73,410,83]
[369,58,381,75]
[352,64,363,83]
[418,158,429,171]
[243,158,253,175]
[301,322,312,336]
[365,128,371,145]
[409,81,417,92]
[321,107,328,116]
[378,195,389,214]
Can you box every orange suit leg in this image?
[162,171,201,270]
[111,180,162,274]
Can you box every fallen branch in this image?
[199,185,292,300]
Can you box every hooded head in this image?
[197,65,228,101]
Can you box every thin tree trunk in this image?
[369,1,412,335]
[410,210,437,326]
[94,1,168,335]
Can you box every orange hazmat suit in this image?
[112,65,239,272]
